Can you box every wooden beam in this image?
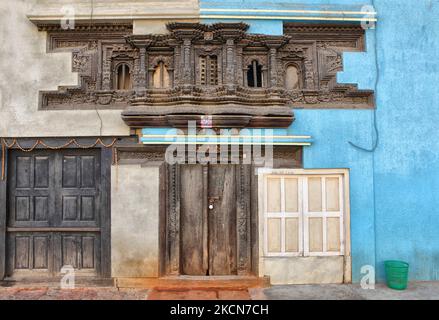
[100,147,113,278]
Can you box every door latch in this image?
[208,196,220,210]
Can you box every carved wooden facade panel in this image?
[36,22,374,128]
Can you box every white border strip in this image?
[201,8,377,16]
[201,14,377,22]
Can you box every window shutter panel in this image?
[304,176,344,256]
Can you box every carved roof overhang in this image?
[34,22,374,130]
[121,105,294,129]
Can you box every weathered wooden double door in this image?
[168,164,253,276]
[6,149,108,278]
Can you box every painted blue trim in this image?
[140,128,313,145]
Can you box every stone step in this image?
[116,276,271,290]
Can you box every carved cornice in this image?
[167,22,249,33]
[284,23,365,51]
[37,22,133,33]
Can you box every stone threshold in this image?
[0,277,114,289]
[116,276,271,290]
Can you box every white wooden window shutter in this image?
[264,173,344,257]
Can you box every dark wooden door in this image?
[179,164,240,276]
[6,149,104,278]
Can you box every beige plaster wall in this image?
[111,164,160,278]
[260,256,345,285]
[133,19,198,35]
[28,0,199,22]
[0,0,198,138]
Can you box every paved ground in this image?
[255,282,439,300]
[0,282,438,300]
[0,287,150,300]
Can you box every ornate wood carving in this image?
[36,22,374,128]
[236,165,252,274]
[167,163,180,275]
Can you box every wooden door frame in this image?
[160,145,303,277]
[164,163,255,276]
[0,143,112,280]
[0,148,7,279]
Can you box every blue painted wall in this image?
[371,0,439,281]
[202,0,439,282]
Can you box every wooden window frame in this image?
[247,60,264,88]
[153,61,169,89]
[199,55,218,86]
[114,62,132,91]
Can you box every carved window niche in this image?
[284,63,303,90]
[247,60,263,88]
[152,61,171,89]
[199,55,219,86]
[114,62,132,90]
[148,55,174,89]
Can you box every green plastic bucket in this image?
[384,260,409,290]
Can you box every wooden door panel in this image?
[51,233,100,275]
[58,152,100,228]
[8,152,54,228]
[33,236,50,269]
[81,236,98,269]
[16,156,31,188]
[61,235,79,268]
[59,234,99,272]
[14,236,31,269]
[34,156,50,188]
[208,165,237,275]
[34,196,49,221]
[6,233,53,275]
[180,165,207,275]
[15,197,30,221]
[80,156,97,188]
